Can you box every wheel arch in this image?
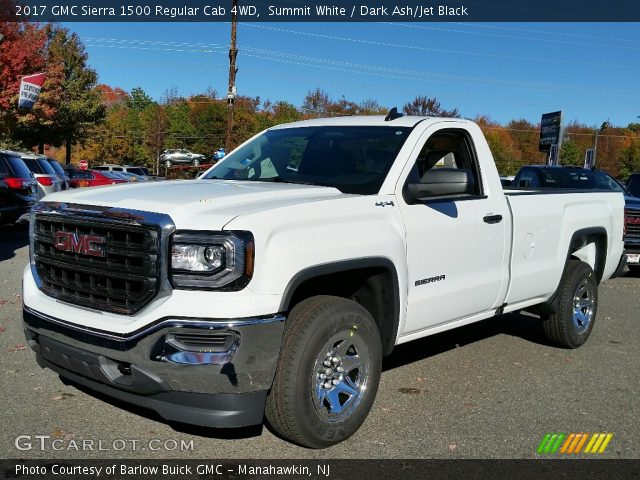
[537,227,607,315]
[279,258,401,356]
[566,227,607,283]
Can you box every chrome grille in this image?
[626,209,640,242]
[32,211,162,315]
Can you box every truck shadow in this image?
[63,310,549,443]
[62,379,265,441]
[0,223,29,262]
[383,310,549,372]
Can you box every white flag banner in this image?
[18,73,46,109]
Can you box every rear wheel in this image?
[266,295,382,448]
[192,158,200,167]
[541,260,598,348]
[164,160,172,168]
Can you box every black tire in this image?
[265,295,382,448]
[541,260,598,349]
[192,158,200,167]
[164,160,172,168]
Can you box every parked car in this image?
[23,115,625,448]
[0,150,37,225]
[20,153,63,199]
[94,164,151,177]
[66,169,128,188]
[513,165,640,269]
[160,149,206,168]
[44,158,70,190]
[625,173,640,198]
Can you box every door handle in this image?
[483,214,503,224]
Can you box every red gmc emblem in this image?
[53,231,106,257]
[627,216,640,225]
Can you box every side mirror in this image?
[407,168,475,200]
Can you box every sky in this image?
[63,21,640,127]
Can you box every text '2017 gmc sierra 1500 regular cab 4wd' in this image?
[22,114,625,448]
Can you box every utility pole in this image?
[225,0,238,152]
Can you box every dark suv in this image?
[0,150,38,225]
[513,165,640,270]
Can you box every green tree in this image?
[46,27,105,164]
[560,139,581,165]
[127,86,154,111]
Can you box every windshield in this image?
[202,126,412,194]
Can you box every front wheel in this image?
[541,259,598,348]
[192,158,200,167]
[164,160,172,168]
[266,295,382,448]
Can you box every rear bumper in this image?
[23,306,285,427]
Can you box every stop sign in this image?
[79,159,88,170]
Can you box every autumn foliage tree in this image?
[0,21,47,146]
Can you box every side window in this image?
[406,129,482,196]
[113,167,122,171]
[0,158,8,175]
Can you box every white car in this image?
[20,153,63,199]
[22,114,625,448]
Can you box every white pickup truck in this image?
[22,114,626,448]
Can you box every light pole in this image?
[593,121,610,165]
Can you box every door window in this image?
[406,129,482,197]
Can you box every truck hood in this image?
[43,179,345,229]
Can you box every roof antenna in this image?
[385,107,403,121]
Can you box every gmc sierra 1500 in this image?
[22,114,625,448]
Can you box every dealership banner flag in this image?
[18,73,46,109]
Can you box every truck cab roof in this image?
[270,115,472,130]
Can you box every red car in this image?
[66,169,128,188]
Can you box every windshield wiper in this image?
[256,176,320,186]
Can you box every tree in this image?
[96,84,128,106]
[403,96,460,118]
[301,88,330,118]
[141,104,168,174]
[127,86,153,111]
[559,139,581,165]
[0,21,47,146]
[46,27,105,164]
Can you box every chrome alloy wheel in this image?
[312,331,370,421]
[572,278,595,334]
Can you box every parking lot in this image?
[1,222,639,459]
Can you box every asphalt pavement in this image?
[1,222,638,459]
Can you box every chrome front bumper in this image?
[23,307,285,427]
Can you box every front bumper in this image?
[23,306,285,427]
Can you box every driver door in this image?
[398,125,509,336]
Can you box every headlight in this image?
[170,231,254,290]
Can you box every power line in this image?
[243,23,640,71]
[85,38,640,97]
[381,22,640,51]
